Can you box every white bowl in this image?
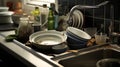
[66,27,91,40]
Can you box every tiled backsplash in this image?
[58,0,120,34]
[0,0,120,33]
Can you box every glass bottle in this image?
[50,3,59,29]
[47,7,54,30]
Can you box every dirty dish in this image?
[52,44,68,54]
[66,27,91,41]
[29,30,67,53]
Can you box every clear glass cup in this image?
[95,33,107,45]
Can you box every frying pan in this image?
[29,30,67,53]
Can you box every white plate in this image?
[73,14,77,27]
[67,9,84,28]
[75,10,81,28]
[72,11,78,27]
[78,10,84,28]
[74,10,84,28]
[71,14,75,27]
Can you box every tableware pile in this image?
[0,7,14,24]
[68,9,84,29]
[66,27,91,49]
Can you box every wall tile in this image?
[65,0,120,33]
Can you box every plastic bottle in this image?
[47,7,54,30]
[41,4,49,25]
[31,7,41,32]
[31,6,40,23]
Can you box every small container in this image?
[32,23,42,32]
[95,33,107,45]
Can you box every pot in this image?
[29,30,67,53]
[0,11,14,24]
[0,7,9,12]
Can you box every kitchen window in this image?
[26,0,55,7]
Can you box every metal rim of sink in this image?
[51,44,120,64]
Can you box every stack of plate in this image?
[0,7,14,24]
[0,7,9,12]
[68,9,84,29]
[0,7,15,31]
[66,27,91,49]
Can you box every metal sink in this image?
[52,44,120,67]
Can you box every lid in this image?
[0,11,14,16]
[0,7,9,12]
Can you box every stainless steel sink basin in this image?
[52,44,120,67]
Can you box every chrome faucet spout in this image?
[67,1,109,26]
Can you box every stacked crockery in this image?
[0,7,14,24]
[66,27,91,49]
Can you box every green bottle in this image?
[47,7,54,30]
[50,3,59,29]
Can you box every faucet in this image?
[67,1,109,27]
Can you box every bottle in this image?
[31,7,41,32]
[50,3,59,29]
[47,7,54,30]
[31,6,40,23]
[41,4,49,25]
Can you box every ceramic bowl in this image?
[66,33,87,49]
[66,27,91,41]
[66,31,88,42]
[52,44,68,54]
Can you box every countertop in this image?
[1,30,120,67]
[0,30,63,67]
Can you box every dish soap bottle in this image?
[31,6,40,23]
